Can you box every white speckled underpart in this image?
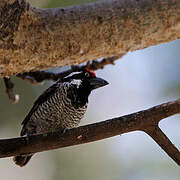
[24,81,87,135]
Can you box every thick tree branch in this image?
[0,99,179,165]
[0,0,180,77]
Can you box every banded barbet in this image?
[13,68,108,167]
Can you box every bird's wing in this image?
[21,83,60,135]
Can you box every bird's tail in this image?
[13,154,33,167]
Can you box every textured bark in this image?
[0,99,179,165]
[0,0,180,77]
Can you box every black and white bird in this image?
[13,68,108,167]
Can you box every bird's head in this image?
[64,68,109,91]
[62,68,108,107]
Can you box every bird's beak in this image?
[89,77,109,90]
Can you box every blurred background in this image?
[0,0,180,179]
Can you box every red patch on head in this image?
[85,68,96,77]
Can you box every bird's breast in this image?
[29,84,88,132]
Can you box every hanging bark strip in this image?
[3,77,19,103]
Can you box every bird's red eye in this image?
[84,68,96,77]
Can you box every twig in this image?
[0,99,179,165]
[145,127,180,165]
[17,55,122,84]
[3,77,19,104]
[85,55,124,70]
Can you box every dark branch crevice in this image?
[0,99,179,165]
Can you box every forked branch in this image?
[0,99,179,165]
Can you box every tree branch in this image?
[0,0,179,77]
[0,99,179,165]
[2,56,119,103]
[16,56,121,84]
[145,127,180,166]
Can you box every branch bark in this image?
[16,56,120,84]
[0,99,179,165]
[145,127,180,166]
[0,0,180,77]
